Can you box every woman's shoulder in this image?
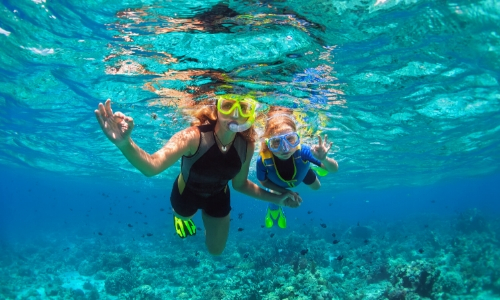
[174,126,201,142]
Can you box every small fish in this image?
[336,255,344,261]
[333,240,340,244]
[238,213,244,220]
[237,228,244,232]
[286,53,302,58]
[160,208,165,212]
[261,225,265,228]
[98,232,103,236]
[357,222,360,227]
[332,233,336,237]
[243,253,249,258]
[364,239,369,244]
[424,224,429,228]
[270,233,275,238]
[320,223,326,228]
[300,249,308,255]
[151,113,158,120]
[418,248,424,254]
[128,224,133,228]
[307,211,313,214]
[195,251,199,256]
[146,233,153,237]
[226,264,236,269]
[63,247,70,251]
[431,200,436,203]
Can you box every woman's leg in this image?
[202,211,230,256]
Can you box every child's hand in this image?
[311,134,333,161]
[282,191,302,208]
[284,197,301,208]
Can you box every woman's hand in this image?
[280,191,302,208]
[311,134,333,161]
[95,99,134,148]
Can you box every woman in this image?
[95,96,301,255]
[256,107,338,229]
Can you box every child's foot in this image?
[264,204,287,229]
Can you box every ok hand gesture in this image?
[94,99,134,147]
[311,134,333,161]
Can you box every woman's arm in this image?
[259,179,291,195]
[117,127,198,177]
[95,99,197,177]
[232,142,301,207]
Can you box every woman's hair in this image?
[188,100,258,143]
[260,106,297,152]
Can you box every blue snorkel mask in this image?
[266,132,300,152]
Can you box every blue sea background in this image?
[1,0,500,299]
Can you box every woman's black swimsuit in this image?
[170,123,247,218]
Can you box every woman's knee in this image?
[202,212,230,256]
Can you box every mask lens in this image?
[268,137,282,151]
[239,101,253,116]
[219,100,237,114]
[286,133,299,145]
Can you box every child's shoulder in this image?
[259,149,273,160]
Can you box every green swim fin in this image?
[264,206,287,229]
[311,165,328,177]
[174,215,197,238]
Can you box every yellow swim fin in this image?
[174,215,197,238]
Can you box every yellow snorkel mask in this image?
[216,95,257,132]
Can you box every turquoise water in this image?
[1,0,500,299]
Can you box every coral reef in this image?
[1,214,499,299]
[105,268,136,295]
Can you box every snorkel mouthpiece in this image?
[229,115,254,132]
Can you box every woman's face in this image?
[269,125,299,160]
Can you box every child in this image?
[256,107,338,228]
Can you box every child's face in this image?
[270,125,299,160]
